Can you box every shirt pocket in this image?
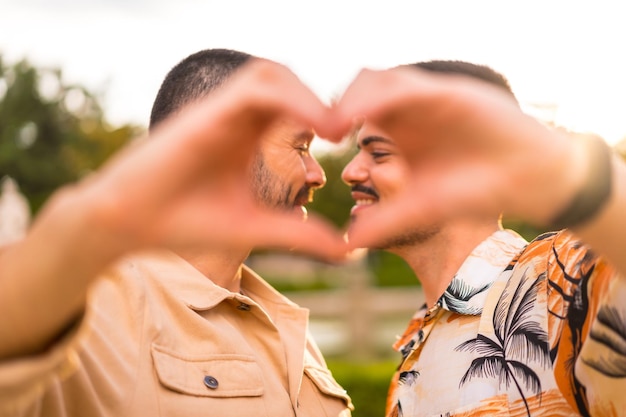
[151,343,264,397]
[304,365,353,411]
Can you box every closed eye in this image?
[371,151,390,159]
[296,146,310,156]
[293,140,310,154]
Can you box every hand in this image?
[330,66,584,248]
[0,60,350,358]
[70,59,347,261]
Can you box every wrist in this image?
[544,134,613,230]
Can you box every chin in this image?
[344,223,365,249]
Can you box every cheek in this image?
[373,165,410,198]
[264,147,296,169]
[279,156,307,184]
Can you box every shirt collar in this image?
[125,250,297,311]
[437,229,528,316]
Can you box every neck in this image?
[390,220,500,308]
[176,246,250,293]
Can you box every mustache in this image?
[295,186,315,204]
[351,184,379,199]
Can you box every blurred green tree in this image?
[308,144,356,229]
[0,55,141,213]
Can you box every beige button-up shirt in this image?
[0,251,353,417]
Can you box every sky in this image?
[1,0,625,147]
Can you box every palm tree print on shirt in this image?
[547,244,591,415]
[455,270,551,416]
[583,305,626,377]
[441,277,492,315]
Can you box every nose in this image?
[304,154,326,189]
[341,153,368,186]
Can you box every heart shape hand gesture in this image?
[3,56,624,361]
[97,58,581,260]
[25,58,605,266]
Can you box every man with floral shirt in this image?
[340,61,626,416]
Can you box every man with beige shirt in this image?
[0,49,352,416]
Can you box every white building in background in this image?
[0,176,30,245]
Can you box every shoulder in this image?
[87,253,157,321]
[517,229,616,297]
[521,229,596,270]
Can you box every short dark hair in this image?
[149,48,253,130]
[404,60,516,101]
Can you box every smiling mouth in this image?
[350,194,378,216]
[351,184,379,206]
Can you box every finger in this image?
[207,59,336,142]
[332,68,431,123]
[114,59,333,174]
[242,211,349,263]
[90,61,336,228]
[163,203,349,263]
[344,167,506,249]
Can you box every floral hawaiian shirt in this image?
[387,229,625,416]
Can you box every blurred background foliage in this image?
[0,55,142,212]
[327,359,397,417]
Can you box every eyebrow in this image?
[358,135,394,148]
[295,129,315,142]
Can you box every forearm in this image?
[0,185,128,359]
[511,127,626,275]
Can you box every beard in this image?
[251,155,291,208]
[373,226,440,250]
[251,155,311,211]
[349,211,440,250]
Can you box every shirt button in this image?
[237,302,251,311]
[204,375,219,389]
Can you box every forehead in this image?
[270,119,315,142]
[356,123,394,145]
